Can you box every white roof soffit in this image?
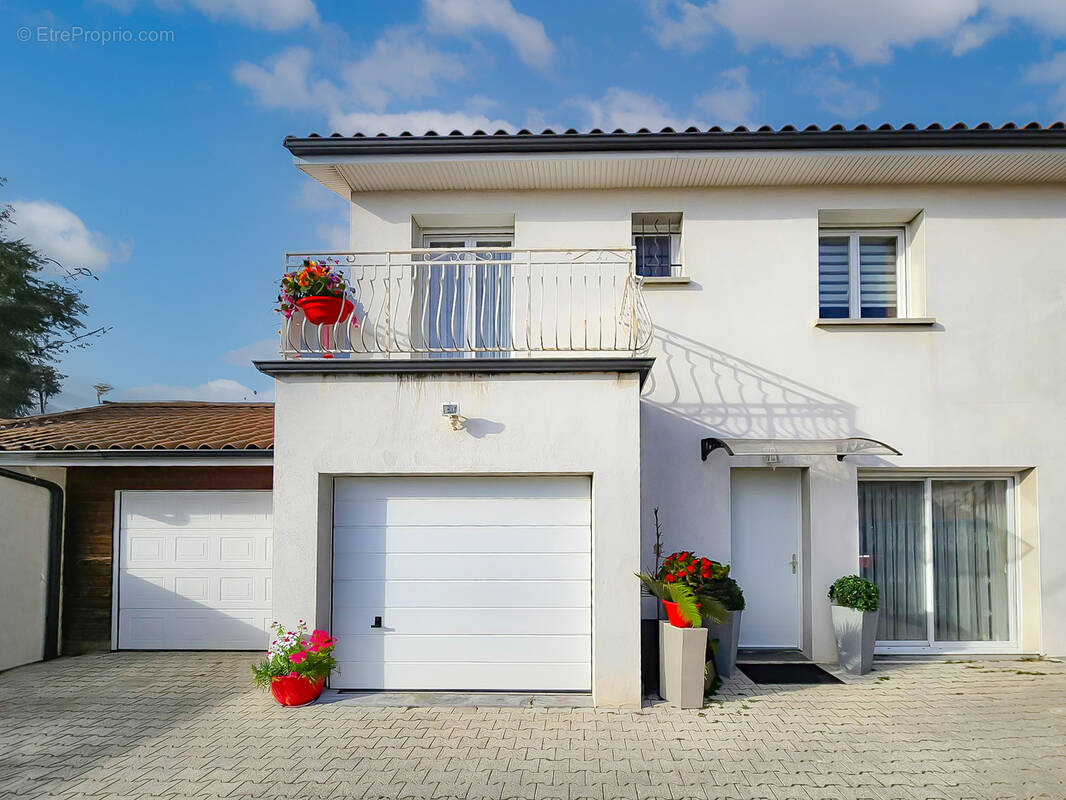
[700,437,902,462]
[294,148,1066,195]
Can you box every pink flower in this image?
[288,671,298,678]
[290,650,308,664]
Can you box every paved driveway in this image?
[1,653,1064,800]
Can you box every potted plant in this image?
[637,559,728,708]
[701,565,745,678]
[252,620,338,706]
[278,259,356,326]
[828,575,880,675]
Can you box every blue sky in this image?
[5,0,1066,410]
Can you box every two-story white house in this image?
[5,123,1063,708]
[250,123,1066,707]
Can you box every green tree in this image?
[0,180,110,416]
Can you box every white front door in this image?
[116,490,273,649]
[331,476,592,691]
[730,469,802,648]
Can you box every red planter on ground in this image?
[661,600,693,628]
[270,675,326,707]
[296,295,355,325]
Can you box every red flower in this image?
[687,564,696,573]
[680,552,690,560]
[664,573,676,583]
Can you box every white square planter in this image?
[830,605,879,675]
[658,621,708,709]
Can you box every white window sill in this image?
[815,317,937,328]
[640,275,691,285]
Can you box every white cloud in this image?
[712,0,977,63]
[340,27,467,112]
[640,0,1066,63]
[10,200,131,270]
[644,0,717,54]
[232,47,341,111]
[328,108,515,137]
[224,339,280,366]
[97,0,318,30]
[122,378,270,402]
[423,0,556,69]
[951,18,1005,56]
[569,87,703,133]
[235,29,467,117]
[188,0,318,30]
[798,55,879,118]
[693,66,757,127]
[1024,52,1066,118]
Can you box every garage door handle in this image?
[370,616,383,629]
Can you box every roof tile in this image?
[0,402,274,452]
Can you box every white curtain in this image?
[859,481,927,640]
[932,481,1010,642]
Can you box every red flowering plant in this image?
[251,620,337,688]
[659,551,729,589]
[277,259,348,319]
[636,549,730,627]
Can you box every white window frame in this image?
[857,474,1021,655]
[819,227,908,319]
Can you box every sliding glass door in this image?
[858,477,1016,652]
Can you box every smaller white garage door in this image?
[117,490,272,650]
[332,476,592,691]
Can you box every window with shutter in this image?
[818,228,906,319]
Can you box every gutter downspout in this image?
[0,467,63,660]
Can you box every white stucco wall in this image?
[0,466,64,671]
[346,183,1066,658]
[271,369,643,706]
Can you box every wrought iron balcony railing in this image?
[280,248,653,359]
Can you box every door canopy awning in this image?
[700,437,902,462]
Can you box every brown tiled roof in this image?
[0,402,274,452]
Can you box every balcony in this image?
[279,248,652,359]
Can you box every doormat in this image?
[737,663,843,684]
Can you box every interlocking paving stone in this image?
[0,653,1065,799]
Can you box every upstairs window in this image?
[633,213,682,278]
[819,228,906,319]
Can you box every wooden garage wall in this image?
[62,466,273,654]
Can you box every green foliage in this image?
[251,621,338,688]
[701,576,745,611]
[636,572,730,626]
[0,183,108,416]
[665,582,702,627]
[827,574,880,612]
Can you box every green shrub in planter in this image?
[702,576,745,612]
[827,575,879,612]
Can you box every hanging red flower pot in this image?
[296,295,355,326]
[661,600,693,628]
[270,674,326,707]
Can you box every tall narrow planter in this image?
[706,610,742,679]
[831,605,879,675]
[659,621,708,709]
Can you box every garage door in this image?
[332,476,592,691]
[116,490,272,649]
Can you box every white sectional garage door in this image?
[332,476,592,691]
[116,490,272,650]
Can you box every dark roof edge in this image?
[285,128,1066,158]
[255,357,655,386]
[0,449,273,460]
